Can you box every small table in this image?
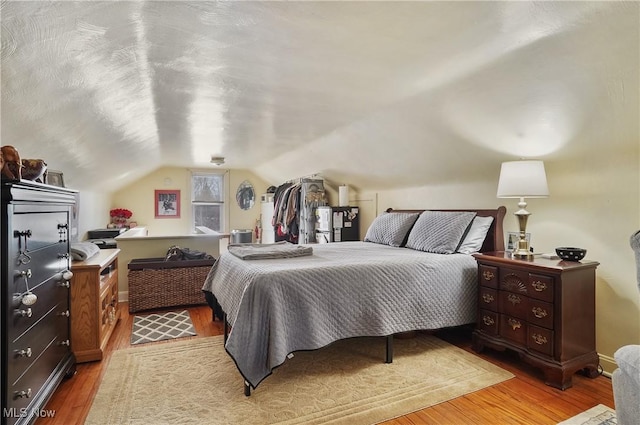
[472,251,600,390]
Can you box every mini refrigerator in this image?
[315,206,360,243]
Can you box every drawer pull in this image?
[59,339,70,347]
[531,280,547,292]
[15,308,33,318]
[482,270,495,281]
[507,294,522,305]
[62,270,74,281]
[508,318,522,330]
[531,307,548,318]
[482,293,494,303]
[16,347,32,358]
[482,316,495,326]
[532,333,548,345]
[14,388,32,399]
[59,310,70,317]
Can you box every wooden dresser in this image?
[472,251,600,390]
[1,180,76,425]
[70,248,120,363]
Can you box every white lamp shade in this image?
[497,160,549,198]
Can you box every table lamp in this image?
[497,160,549,259]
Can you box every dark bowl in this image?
[555,247,587,261]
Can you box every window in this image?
[191,171,226,232]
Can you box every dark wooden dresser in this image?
[472,251,600,390]
[1,180,76,425]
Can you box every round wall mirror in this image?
[236,180,255,210]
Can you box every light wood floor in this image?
[38,304,614,425]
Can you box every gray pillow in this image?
[364,212,420,247]
[405,211,476,254]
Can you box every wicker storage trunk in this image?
[128,257,215,313]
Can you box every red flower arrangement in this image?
[110,208,133,219]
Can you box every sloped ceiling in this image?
[1,1,637,192]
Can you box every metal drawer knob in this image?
[482,270,495,281]
[482,293,494,303]
[16,347,32,358]
[14,388,32,399]
[482,316,495,326]
[507,294,522,305]
[531,280,547,292]
[62,270,73,281]
[15,308,33,318]
[532,333,548,345]
[59,339,70,347]
[508,318,522,330]
[59,310,70,317]
[532,307,548,318]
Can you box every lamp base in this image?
[513,248,534,260]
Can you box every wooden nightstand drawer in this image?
[499,314,527,346]
[479,287,498,311]
[499,291,528,320]
[479,265,498,288]
[527,299,554,329]
[528,325,554,357]
[528,273,554,303]
[478,309,499,335]
[500,268,528,294]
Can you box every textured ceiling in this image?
[1,1,637,192]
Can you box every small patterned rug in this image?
[131,310,196,345]
[558,404,617,425]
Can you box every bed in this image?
[202,207,506,394]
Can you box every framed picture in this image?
[155,189,180,218]
[46,170,65,187]
[507,232,531,251]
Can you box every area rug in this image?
[87,333,514,425]
[557,404,617,425]
[130,310,196,345]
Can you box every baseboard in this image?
[119,291,129,303]
[599,353,616,377]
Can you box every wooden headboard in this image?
[385,206,506,253]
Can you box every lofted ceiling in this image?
[1,1,637,192]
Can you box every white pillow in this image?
[457,216,494,254]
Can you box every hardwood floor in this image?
[38,305,614,424]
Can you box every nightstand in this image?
[472,251,600,390]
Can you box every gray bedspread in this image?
[202,241,478,388]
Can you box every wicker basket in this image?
[127,257,216,313]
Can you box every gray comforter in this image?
[202,241,478,388]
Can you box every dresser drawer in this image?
[478,287,498,312]
[7,332,70,416]
[527,273,554,303]
[499,314,527,346]
[499,268,529,294]
[478,265,499,288]
[499,291,528,320]
[477,309,499,335]
[12,243,68,296]
[528,324,554,357]
[527,299,554,329]
[12,210,70,252]
[8,304,70,386]
[9,279,69,342]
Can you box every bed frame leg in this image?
[223,313,229,344]
[386,334,393,363]
[244,381,251,396]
